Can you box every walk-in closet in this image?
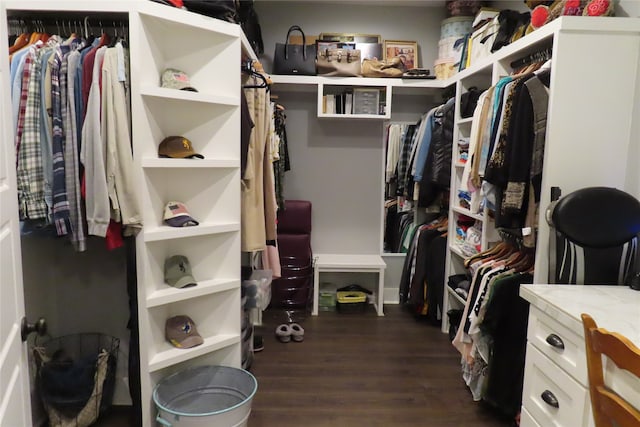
[2,1,640,427]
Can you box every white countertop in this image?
[520,284,640,346]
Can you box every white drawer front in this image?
[527,306,587,385]
[522,343,591,427]
[520,407,542,427]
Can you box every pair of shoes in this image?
[275,323,305,343]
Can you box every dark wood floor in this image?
[95,305,515,427]
[248,305,514,427]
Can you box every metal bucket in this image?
[153,365,257,427]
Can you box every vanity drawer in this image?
[522,343,592,427]
[520,407,542,427]
[527,306,587,386]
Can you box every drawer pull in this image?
[545,333,565,350]
[541,390,560,408]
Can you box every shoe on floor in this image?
[275,324,291,343]
[253,335,264,352]
[290,323,304,342]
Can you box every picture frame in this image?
[383,40,418,71]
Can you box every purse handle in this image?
[284,25,307,60]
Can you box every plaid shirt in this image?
[50,45,72,235]
[16,42,48,220]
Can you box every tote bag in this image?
[273,25,317,75]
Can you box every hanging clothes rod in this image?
[510,46,553,70]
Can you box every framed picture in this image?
[383,40,418,71]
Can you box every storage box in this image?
[434,58,457,80]
[336,291,368,313]
[353,88,381,115]
[319,290,336,311]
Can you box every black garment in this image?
[273,107,290,209]
[418,98,455,207]
[499,74,536,229]
[384,203,399,252]
[423,235,446,323]
[407,229,444,311]
[125,237,142,426]
[480,273,533,418]
[240,90,254,178]
[398,225,423,304]
[396,124,417,197]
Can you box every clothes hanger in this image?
[464,241,510,268]
[242,60,269,89]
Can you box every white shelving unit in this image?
[441,17,640,343]
[271,73,447,119]
[2,1,255,426]
[130,3,248,425]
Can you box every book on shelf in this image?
[345,92,353,115]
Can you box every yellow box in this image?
[336,291,367,304]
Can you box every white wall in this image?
[255,2,447,257]
[255,2,447,75]
[22,236,132,415]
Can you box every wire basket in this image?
[33,333,119,424]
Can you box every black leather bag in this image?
[182,0,238,22]
[273,26,317,76]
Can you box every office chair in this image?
[581,313,640,427]
[547,187,640,284]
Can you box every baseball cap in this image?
[161,68,198,92]
[163,201,199,227]
[158,136,204,159]
[164,255,197,288]
[165,315,204,349]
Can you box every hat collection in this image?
[155,70,306,354]
[158,62,203,350]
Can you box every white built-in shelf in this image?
[148,334,240,372]
[240,31,258,61]
[136,0,240,37]
[271,74,448,89]
[454,162,466,168]
[140,86,238,106]
[319,113,389,120]
[141,158,238,169]
[449,245,466,260]
[457,117,474,125]
[447,286,466,305]
[146,279,240,308]
[452,205,483,221]
[144,222,240,242]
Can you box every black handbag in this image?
[182,0,238,22]
[273,25,317,76]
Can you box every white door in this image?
[0,5,33,424]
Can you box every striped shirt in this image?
[16,42,48,220]
[50,45,72,235]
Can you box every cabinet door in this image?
[0,5,31,423]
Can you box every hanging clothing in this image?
[10,29,140,251]
[102,46,142,236]
[81,45,109,237]
[241,75,275,252]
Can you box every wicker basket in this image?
[34,333,119,425]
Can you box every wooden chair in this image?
[581,313,640,427]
